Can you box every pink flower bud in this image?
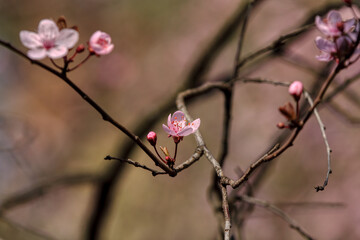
[277,122,285,129]
[147,131,157,146]
[89,31,114,55]
[76,44,85,53]
[288,81,303,101]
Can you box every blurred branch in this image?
[239,195,314,240]
[327,101,360,124]
[236,24,313,71]
[0,173,100,212]
[0,216,55,240]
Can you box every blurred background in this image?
[0,0,360,239]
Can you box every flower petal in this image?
[94,44,114,55]
[344,19,359,42]
[19,31,42,49]
[327,10,342,27]
[162,124,175,136]
[177,126,194,137]
[47,45,68,59]
[56,29,79,48]
[38,19,59,40]
[316,52,333,62]
[167,114,172,127]
[315,37,336,52]
[89,31,103,45]
[171,111,186,122]
[189,118,200,131]
[315,16,331,36]
[27,48,47,60]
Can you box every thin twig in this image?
[104,156,167,176]
[239,195,314,240]
[304,91,332,191]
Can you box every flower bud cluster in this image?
[277,81,303,129]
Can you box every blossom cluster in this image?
[20,18,114,60]
[315,10,359,62]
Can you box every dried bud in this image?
[279,102,296,121]
[76,44,85,53]
[57,16,67,30]
[288,81,303,101]
[277,122,286,129]
[147,131,157,146]
[71,25,79,32]
[343,0,352,6]
[160,146,170,157]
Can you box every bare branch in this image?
[104,156,167,176]
[303,91,332,191]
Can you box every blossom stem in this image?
[296,99,300,120]
[50,58,63,70]
[68,51,78,62]
[67,53,92,72]
[173,142,179,161]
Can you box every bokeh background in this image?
[0,0,360,239]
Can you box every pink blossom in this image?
[315,36,353,62]
[147,131,157,146]
[89,31,114,55]
[20,19,79,60]
[315,10,360,62]
[288,81,303,100]
[315,10,343,38]
[162,111,200,137]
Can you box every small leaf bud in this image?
[76,44,85,53]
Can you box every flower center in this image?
[96,36,109,47]
[42,39,55,50]
[171,120,186,133]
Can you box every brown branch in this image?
[104,156,167,176]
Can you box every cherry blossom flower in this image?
[315,36,353,62]
[89,31,114,55]
[162,111,200,137]
[20,19,79,60]
[288,81,303,100]
[315,10,360,62]
[315,10,344,38]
